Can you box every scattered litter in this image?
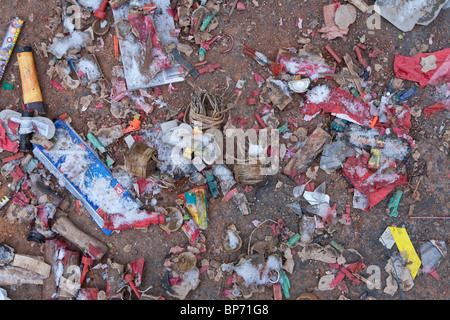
[0,0,447,302]
[112,0,184,91]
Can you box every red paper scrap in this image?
[128,256,145,286]
[342,156,408,210]
[2,152,23,163]
[7,118,20,135]
[50,79,65,90]
[394,48,450,87]
[10,165,24,181]
[222,188,238,202]
[0,120,19,153]
[302,87,373,126]
[423,100,450,116]
[88,243,106,260]
[330,270,346,288]
[12,192,29,206]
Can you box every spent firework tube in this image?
[0,17,23,81]
[16,46,45,115]
[102,211,166,230]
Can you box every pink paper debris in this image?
[253,72,265,87]
[50,79,65,90]
[0,120,19,153]
[318,4,349,40]
[12,192,29,206]
[222,188,238,202]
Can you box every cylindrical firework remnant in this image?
[125,142,157,178]
[51,216,108,260]
[255,113,267,128]
[17,46,45,115]
[0,17,23,82]
[354,46,367,68]
[325,45,342,64]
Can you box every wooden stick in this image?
[412,176,422,199]
[51,216,108,260]
[343,54,363,95]
[228,0,239,17]
[352,272,375,286]
[409,216,450,219]
[2,152,24,163]
[12,254,51,278]
[319,73,359,79]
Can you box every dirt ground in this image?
[0,0,448,302]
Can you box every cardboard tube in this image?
[51,216,107,260]
[325,45,342,64]
[17,46,45,115]
[0,17,23,81]
[125,142,157,178]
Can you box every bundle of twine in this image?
[184,89,241,130]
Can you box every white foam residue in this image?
[222,255,282,287]
[227,230,240,249]
[363,159,400,187]
[59,152,90,182]
[182,268,200,286]
[112,168,134,192]
[82,177,141,216]
[248,143,265,157]
[77,0,104,11]
[54,260,64,288]
[282,59,303,75]
[340,96,367,118]
[63,16,75,33]
[76,59,101,81]
[141,126,194,175]
[234,261,263,285]
[280,53,333,80]
[48,30,92,58]
[306,85,331,104]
